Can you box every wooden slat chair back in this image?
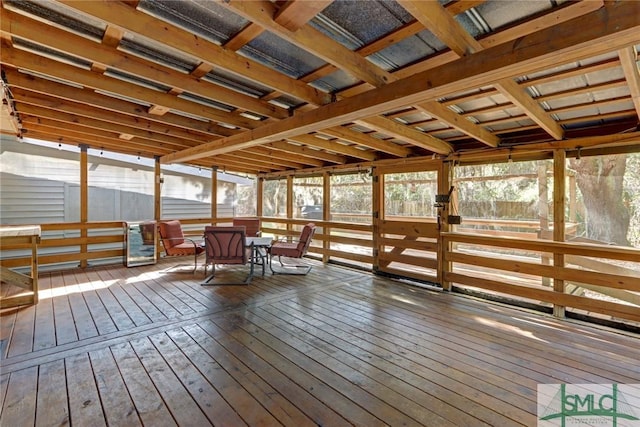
[202,226,254,285]
[158,220,204,273]
[269,223,316,275]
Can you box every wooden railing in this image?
[442,232,640,323]
[260,217,374,267]
[2,218,638,326]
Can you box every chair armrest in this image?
[274,236,300,243]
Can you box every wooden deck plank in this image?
[129,336,212,426]
[89,347,142,426]
[211,313,405,426]
[148,331,250,426]
[65,353,106,427]
[51,292,78,345]
[307,289,595,387]
[35,359,69,427]
[0,374,8,418]
[78,269,119,336]
[1,366,38,426]
[198,318,353,426]
[274,296,533,426]
[81,268,136,331]
[0,308,17,359]
[254,303,493,426]
[340,278,640,377]
[0,261,637,426]
[110,341,177,427]
[32,273,56,352]
[63,271,99,342]
[7,301,35,357]
[180,324,319,427]
[138,276,200,317]
[246,305,467,427]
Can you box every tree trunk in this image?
[569,155,630,246]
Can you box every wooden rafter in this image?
[219,0,497,150]
[160,2,640,163]
[273,0,333,32]
[396,0,564,140]
[55,0,331,107]
[618,46,640,120]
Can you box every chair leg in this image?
[269,255,312,275]
[201,261,254,286]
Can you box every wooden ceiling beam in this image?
[221,0,462,151]
[22,121,174,156]
[248,146,325,167]
[273,1,333,32]
[618,46,640,120]
[220,0,386,89]
[20,115,194,153]
[57,0,331,107]
[299,1,481,84]
[219,153,293,170]
[397,0,564,141]
[0,8,289,120]
[25,119,265,174]
[287,134,377,161]
[3,69,236,137]
[223,23,265,51]
[264,141,347,164]
[321,126,412,158]
[17,105,202,150]
[414,101,499,147]
[357,116,453,154]
[160,2,640,163]
[0,48,260,130]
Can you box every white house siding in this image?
[1,136,242,268]
[1,136,239,225]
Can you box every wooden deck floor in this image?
[1,258,638,426]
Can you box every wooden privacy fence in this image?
[442,232,640,323]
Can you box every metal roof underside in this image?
[1,0,638,175]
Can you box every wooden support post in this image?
[322,172,330,264]
[79,144,88,268]
[154,156,162,221]
[286,175,293,235]
[438,160,451,290]
[569,174,577,224]
[553,149,566,318]
[538,163,551,287]
[256,177,263,218]
[372,167,382,274]
[211,167,218,223]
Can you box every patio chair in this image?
[158,220,204,273]
[202,226,255,285]
[232,217,261,237]
[269,223,316,275]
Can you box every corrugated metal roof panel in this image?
[118,37,199,74]
[4,0,105,41]
[473,1,555,32]
[138,0,246,45]
[240,32,327,79]
[12,38,92,70]
[373,35,439,71]
[310,69,361,93]
[313,0,413,46]
[202,69,272,98]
